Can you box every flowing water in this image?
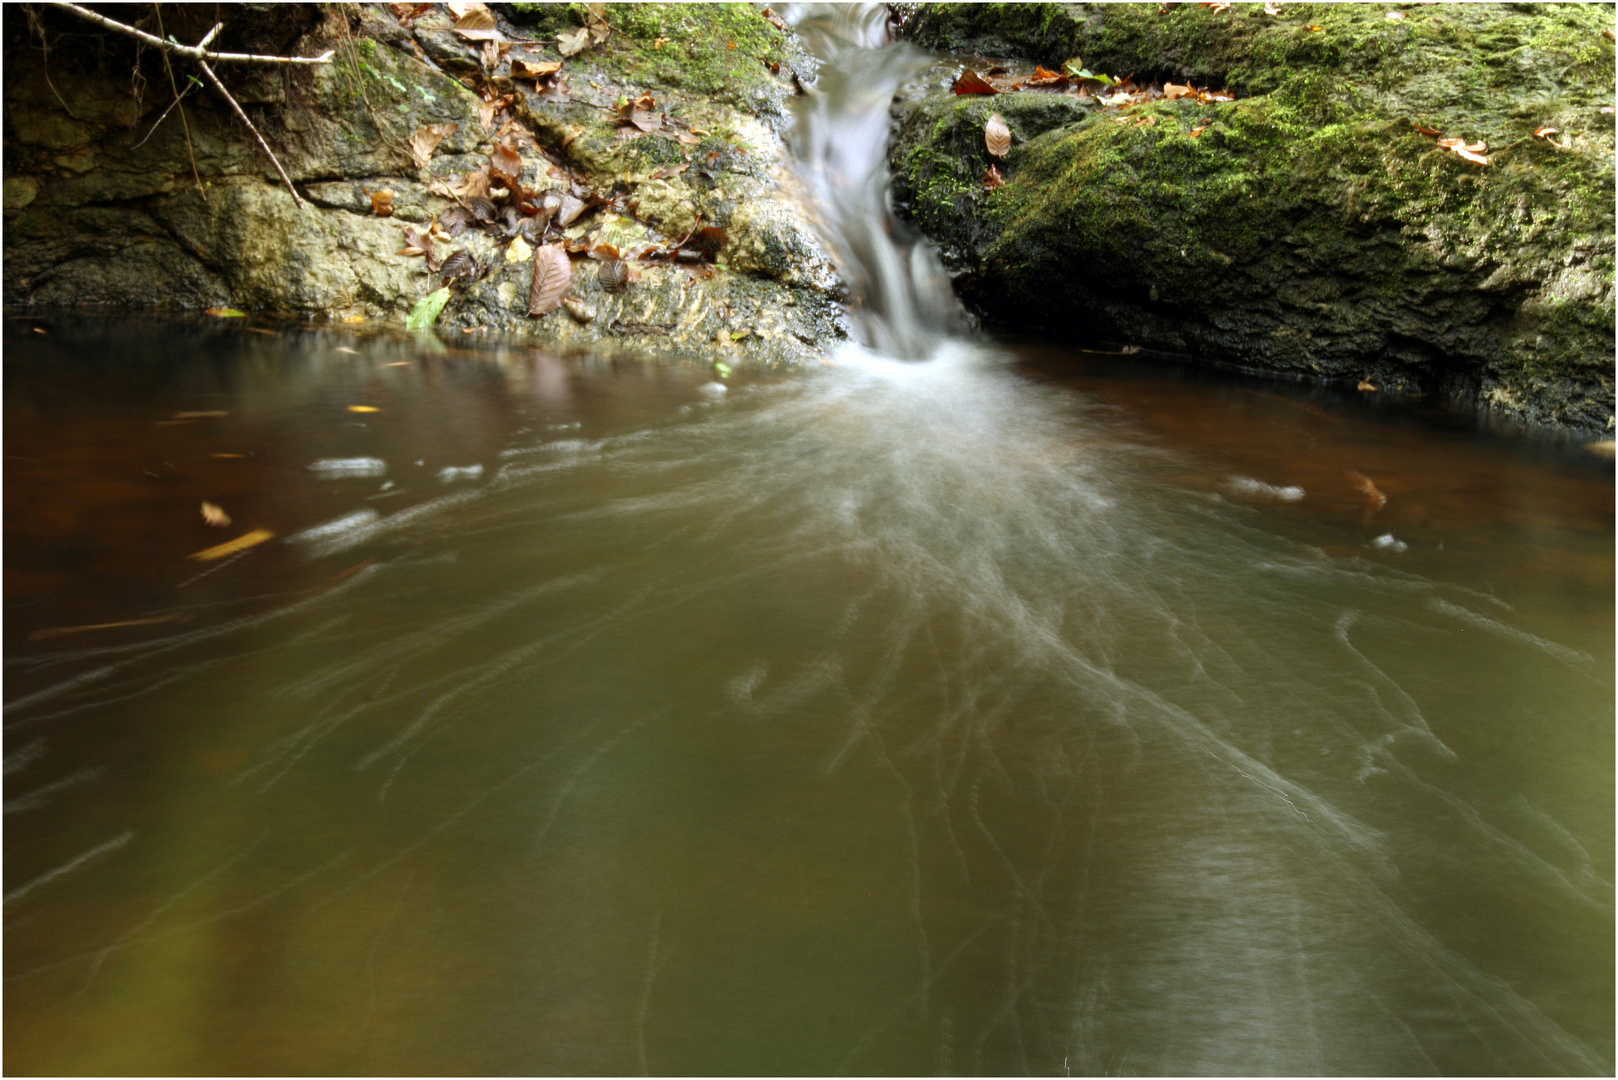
[5,8,1613,1075]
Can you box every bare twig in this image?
[48,2,335,64]
[197,56,305,208]
[153,7,206,201]
[128,80,197,149]
[22,4,81,118]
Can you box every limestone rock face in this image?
[891,2,1615,433]
[3,3,848,367]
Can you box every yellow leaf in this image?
[189,529,274,561]
[201,502,232,527]
[348,405,381,413]
[506,236,534,263]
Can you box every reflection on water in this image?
[4,316,1612,1075]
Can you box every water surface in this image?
[4,315,1612,1075]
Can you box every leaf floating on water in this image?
[1583,439,1616,458]
[983,163,1005,190]
[1357,378,1378,391]
[201,501,232,527]
[529,243,573,316]
[189,528,275,562]
[1346,470,1387,510]
[984,113,1011,159]
[954,69,998,95]
[347,405,381,413]
[597,258,629,292]
[205,307,247,317]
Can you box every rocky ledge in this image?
[3,3,847,366]
[889,2,1615,435]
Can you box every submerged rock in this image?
[2,3,848,367]
[891,2,1615,433]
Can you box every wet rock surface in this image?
[890,2,1615,434]
[3,3,848,366]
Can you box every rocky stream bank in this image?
[889,1,1616,435]
[4,2,846,365]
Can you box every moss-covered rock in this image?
[893,2,1615,433]
[2,2,845,366]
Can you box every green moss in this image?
[505,3,788,108]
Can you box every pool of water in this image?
[4,314,1611,1075]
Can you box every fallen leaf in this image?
[365,187,395,216]
[477,97,497,131]
[954,69,999,95]
[1134,113,1158,126]
[692,226,727,261]
[555,192,588,228]
[1163,83,1195,100]
[491,142,524,181]
[1454,146,1490,164]
[1346,471,1387,510]
[201,501,232,527]
[347,405,381,413]
[984,163,1005,190]
[1357,378,1378,391]
[406,286,453,330]
[189,528,275,562]
[1534,125,1559,137]
[511,57,562,79]
[1190,124,1209,136]
[557,25,591,56]
[1200,1,1231,11]
[597,258,629,292]
[506,236,533,263]
[1414,122,1440,136]
[529,243,573,316]
[762,7,788,31]
[985,112,1011,158]
[205,307,247,317]
[440,249,474,282]
[654,36,670,49]
[1604,28,1615,41]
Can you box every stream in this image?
[4,7,1613,1075]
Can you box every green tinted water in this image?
[4,317,1611,1074]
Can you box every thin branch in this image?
[48,2,335,64]
[128,79,197,150]
[197,58,305,208]
[153,6,206,201]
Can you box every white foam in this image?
[308,457,387,478]
[1226,476,1305,502]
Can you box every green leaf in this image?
[406,286,452,330]
[1062,57,1085,76]
[714,361,733,377]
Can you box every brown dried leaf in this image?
[984,113,1011,159]
[440,248,474,281]
[451,165,492,201]
[557,25,591,56]
[189,529,275,562]
[491,142,524,180]
[597,258,629,292]
[762,6,788,31]
[1347,471,1386,510]
[954,69,998,95]
[555,192,587,228]
[1200,1,1231,10]
[365,187,395,216]
[1534,125,1559,138]
[201,502,232,527]
[1163,83,1195,100]
[529,243,573,316]
[984,163,1005,190]
[408,122,457,170]
[512,57,563,80]
[1414,122,1440,136]
[693,226,727,261]
[1189,124,1209,137]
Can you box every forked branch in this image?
[47,2,336,64]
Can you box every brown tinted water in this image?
[4,315,1611,1075]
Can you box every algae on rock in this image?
[892,2,1615,433]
